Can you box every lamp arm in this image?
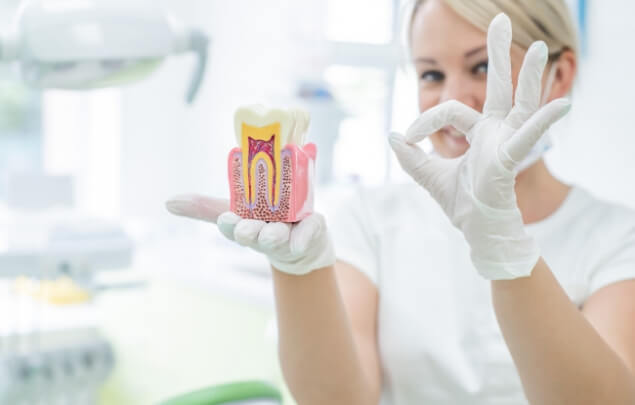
[185,29,209,104]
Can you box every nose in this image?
[439,75,480,110]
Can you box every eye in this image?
[472,60,488,75]
[419,70,444,83]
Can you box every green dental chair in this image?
[159,380,283,405]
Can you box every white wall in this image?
[546,1,635,208]
[43,90,121,218]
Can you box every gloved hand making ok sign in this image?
[388,13,571,281]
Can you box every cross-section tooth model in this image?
[228,105,316,222]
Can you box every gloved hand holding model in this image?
[217,211,335,275]
[166,196,335,275]
[389,14,571,280]
[166,104,335,276]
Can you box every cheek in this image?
[418,80,488,114]
[471,81,488,112]
[417,88,440,113]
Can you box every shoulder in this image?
[570,187,635,234]
[557,187,635,264]
[566,187,635,291]
[534,186,635,259]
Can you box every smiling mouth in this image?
[440,126,465,138]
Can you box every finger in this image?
[258,222,291,250]
[506,41,549,129]
[389,132,449,190]
[165,194,230,224]
[500,98,571,167]
[404,100,481,144]
[289,214,324,256]
[483,13,514,118]
[217,212,241,241]
[389,131,430,172]
[234,219,266,247]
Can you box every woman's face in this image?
[411,0,529,158]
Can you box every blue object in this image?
[578,0,588,56]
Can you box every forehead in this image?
[411,0,487,58]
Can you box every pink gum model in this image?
[228,143,317,223]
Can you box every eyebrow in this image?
[414,44,488,64]
[464,45,487,58]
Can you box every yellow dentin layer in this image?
[241,122,281,206]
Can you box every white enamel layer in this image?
[289,108,311,145]
[233,105,310,146]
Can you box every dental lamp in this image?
[0,0,209,103]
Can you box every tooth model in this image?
[228,105,317,222]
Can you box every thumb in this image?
[289,213,325,255]
[165,194,230,224]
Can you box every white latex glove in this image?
[388,14,571,280]
[165,195,335,275]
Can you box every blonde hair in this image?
[408,0,580,59]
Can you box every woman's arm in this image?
[273,261,381,405]
[583,280,635,373]
[164,196,381,402]
[491,258,635,405]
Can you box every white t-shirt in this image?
[325,184,635,405]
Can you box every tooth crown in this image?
[234,105,294,146]
[288,108,311,145]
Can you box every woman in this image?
[166,1,635,403]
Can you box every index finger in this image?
[405,100,481,144]
[165,194,230,224]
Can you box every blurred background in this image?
[0,0,632,404]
